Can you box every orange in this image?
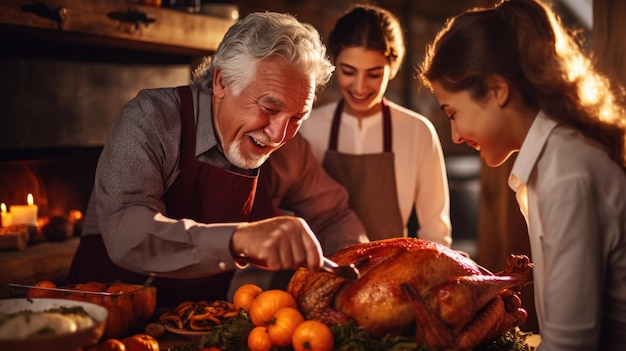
[248,289,297,326]
[26,280,58,299]
[233,283,263,313]
[122,334,159,351]
[97,338,127,351]
[72,281,107,304]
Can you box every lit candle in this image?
[9,194,38,227]
[1,203,12,227]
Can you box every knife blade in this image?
[235,255,360,281]
[321,256,361,281]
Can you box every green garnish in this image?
[168,311,533,351]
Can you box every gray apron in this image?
[322,98,404,240]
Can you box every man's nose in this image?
[265,115,290,144]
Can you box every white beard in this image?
[225,137,271,169]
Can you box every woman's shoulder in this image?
[310,101,340,117]
[301,101,339,136]
[387,100,434,124]
[542,126,624,179]
[386,99,440,137]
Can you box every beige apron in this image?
[322,98,404,240]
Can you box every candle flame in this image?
[1,203,6,213]
[27,193,34,206]
[69,209,83,222]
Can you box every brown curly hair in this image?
[418,0,626,168]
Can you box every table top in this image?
[0,237,79,298]
[158,333,195,350]
[154,328,542,350]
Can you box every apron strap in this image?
[328,99,343,151]
[177,86,196,162]
[329,98,392,152]
[382,97,392,153]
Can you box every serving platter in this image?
[0,297,108,351]
[163,324,209,340]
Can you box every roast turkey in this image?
[287,237,533,350]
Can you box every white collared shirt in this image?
[510,111,626,351]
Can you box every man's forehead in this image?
[258,88,315,114]
[259,95,286,107]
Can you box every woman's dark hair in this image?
[328,4,405,76]
[418,0,626,167]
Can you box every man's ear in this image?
[212,68,226,98]
[486,74,510,107]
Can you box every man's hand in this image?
[230,216,323,272]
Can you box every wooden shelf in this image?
[0,0,236,56]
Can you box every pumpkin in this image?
[267,307,304,346]
[248,326,272,351]
[291,320,334,351]
[248,289,297,326]
[97,338,127,351]
[122,334,159,351]
[233,283,263,313]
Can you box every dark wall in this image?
[0,35,192,150]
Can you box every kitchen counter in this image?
[0,237,79,298]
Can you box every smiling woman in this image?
[299,4,451,245]
[417,0,626,349]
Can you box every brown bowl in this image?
[0,298,108,351]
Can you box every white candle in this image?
[1,203,12,227]
[9,194,38,227]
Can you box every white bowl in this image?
[0,298,108,351]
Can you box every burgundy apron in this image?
[322,98,404,240]
[70,86,277,307]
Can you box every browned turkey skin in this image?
[287,238,533,351]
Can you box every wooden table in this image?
[0,237,79,297]
[152,327,542,350]
[157,333,197,350]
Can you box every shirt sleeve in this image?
[91,89,239,279]
[536,176,602,350]
[262,134,369,255]
[413,120,452,247]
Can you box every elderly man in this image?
[69,12,367,307]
